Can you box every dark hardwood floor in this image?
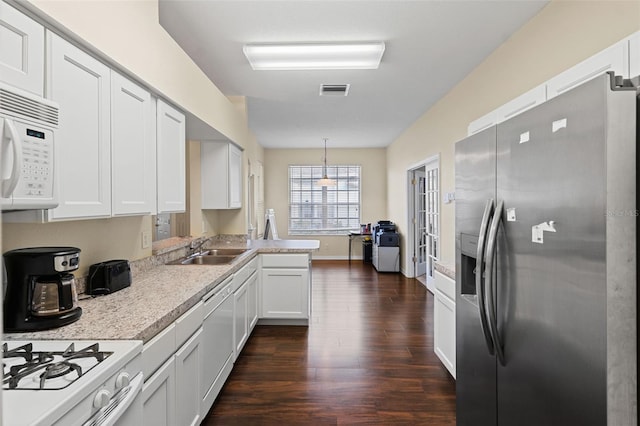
[202,260,456,425]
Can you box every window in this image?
[288,165,361,235]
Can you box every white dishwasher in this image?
[200,277,234,417]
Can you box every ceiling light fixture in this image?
[317,138,336,187]
[243,42,385,70]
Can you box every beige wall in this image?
[2,0,261,276]
[387,0,640,274]
[264,148,387,259]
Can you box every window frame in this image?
[288,164,362,236]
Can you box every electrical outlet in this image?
[141,230,150,249]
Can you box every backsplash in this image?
[76,234,248,295]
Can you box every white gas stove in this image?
[2,339,142,426]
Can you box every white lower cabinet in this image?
[142,356,176,426]
[141,253,312,424]
[175,327,203,426]
[434,270,456,378]
[233,279,249,360]
[201,277,234,418]
[260,254,310,321]
[247,272,259,331]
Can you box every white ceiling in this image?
[159,0,548,149]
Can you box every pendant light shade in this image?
[317,138,336,187]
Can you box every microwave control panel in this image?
[17,126,54,199]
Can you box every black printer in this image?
[374,220,399,247]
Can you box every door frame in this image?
[406,154,440,293]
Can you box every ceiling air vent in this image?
[319,84,350,97]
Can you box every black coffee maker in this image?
[3,247,82,332]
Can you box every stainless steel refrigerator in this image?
[455,72,637,426]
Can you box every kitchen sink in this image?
[168,248,250,266]
[204,248,249,256]
[170,255,238,265]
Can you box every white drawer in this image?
[434,270,456,302]
[261,253,309,269]
[233,257,258,290]
[175,301,204,348]
[142,323,176,379]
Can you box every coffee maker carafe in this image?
[3,247,82,332]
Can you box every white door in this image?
[142,357,176,426]
[413,169,427,277]
[175,328,202,426]
[228,144,242,208]
[425,161,440,283]
[0,2,44,95]
[111,71,155,216]
[47,32,111,220]
[156,99,186,213]
[233,280,248,360]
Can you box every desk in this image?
[348,231,372,262]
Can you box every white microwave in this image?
[0,82,59,211]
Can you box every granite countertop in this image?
[4,239,319,343]
[434,261,455,280]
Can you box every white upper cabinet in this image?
[111,71,155,216]
[630,32,639,78]
[469,32,638,135]
[156,100,186,213]
[496,84,546,123]
[467,110,498,136]
[201,141,243,209]
[546,40,628,99]
[47,32,111,220]
[468,84,547,136]
[0,2,44,95]
[228,144,242,208]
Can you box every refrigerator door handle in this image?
[476,198,495,355]
[485,199,506,366]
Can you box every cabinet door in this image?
[546,41,628,99]
[467,110,498,136]
[496,84,546,123]
[142,356,176,426]
[201,142,228,209]
[434,288,456,378]
[261,268,309,319]
[175,328,202,426]
[247,272,258,331]
[157,99,186,213]
[201,141,243,209]
[111,71,155,216]
[233,280,248,360]
[630,32,639,78]
[47,33,111,220]
[0,2,44,95]
[228,143,242,208]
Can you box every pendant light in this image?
[317,138,337,187]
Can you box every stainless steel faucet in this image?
[187,239,208,257]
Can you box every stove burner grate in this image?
[2,342,113,390]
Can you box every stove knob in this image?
[93,389,112,409]
[115,371,131,389]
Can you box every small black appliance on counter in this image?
[3,247,82,332]
[87,260,131,295]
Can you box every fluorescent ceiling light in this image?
[243,42,385,70]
